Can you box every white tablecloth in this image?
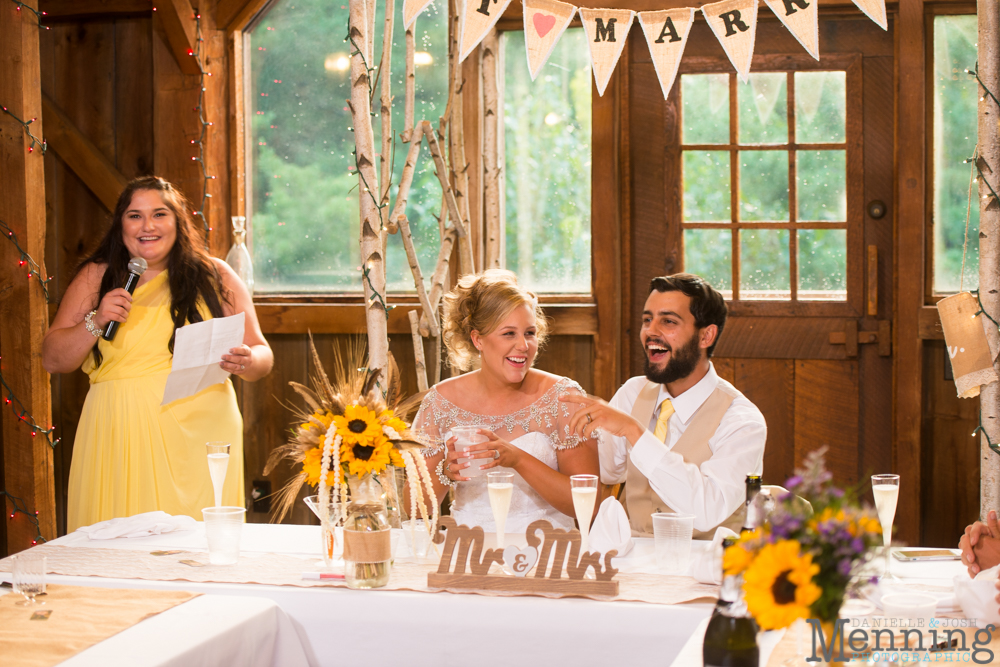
[0,590,310,667]
[3,524,715,666]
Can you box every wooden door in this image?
[625,17,895,506]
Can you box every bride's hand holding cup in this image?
[475,429,522,471]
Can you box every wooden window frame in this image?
[673,53,864,318]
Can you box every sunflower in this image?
[333,405,382,447]
[743,540,821,630]
[341,433,395,477]
[723,544,754,576]
[301,446,344,487]
[378,409,408,437]
[300,410,335,434]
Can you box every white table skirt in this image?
[2,524,715,666]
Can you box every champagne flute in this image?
[487,472,514,549]
[570,475,599,554]
[871,474,900,582]
[206,442,231,508]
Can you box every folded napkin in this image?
[689,526,738,585]
[589,497,633,558]
[954,573,1000,628]
[77,511,197,539]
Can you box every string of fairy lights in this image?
[2,2,55,544]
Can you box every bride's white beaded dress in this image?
[412,376,589,533]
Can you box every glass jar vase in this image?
[343,473,392,588]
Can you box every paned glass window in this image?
[933,15,979,294]
[681,71,848,301]
[248,0,448,293]
[502,29,592,293]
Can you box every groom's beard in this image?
[644,333,702,385]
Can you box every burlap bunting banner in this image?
[579,7,635,97]
[460,0,516,61]
[850,0,887,31]
[403,0,434,28]
[638,8,695,100]
[762,0,819,60]
[701,0,758,83]
[522,0,578,80]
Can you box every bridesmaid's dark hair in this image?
[80,176,229,366]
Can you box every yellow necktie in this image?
[653,399,674,442]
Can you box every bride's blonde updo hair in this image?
[442,269,548,372]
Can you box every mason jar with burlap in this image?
[343,473,392,589]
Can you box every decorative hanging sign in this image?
[701,0,759,84]
[850,0,887,31]
[937,293,1000,399]
[637,8,695,100]
[522,0,578,80]
[762,0,819,60]
[459,0,517,61]
[579,7,635,97]
[403,0,435,28]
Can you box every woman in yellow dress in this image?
[43,176,273,531]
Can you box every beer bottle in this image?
[741,474,762,535]
[703,539,760,667]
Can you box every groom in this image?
[562,273,766,537]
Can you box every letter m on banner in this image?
[579,8,634,97]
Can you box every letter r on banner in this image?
[720,9,750,36]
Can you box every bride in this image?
[412,270,599,533]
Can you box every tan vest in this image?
[624,381,746,539]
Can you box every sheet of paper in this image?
[161,312,245,405]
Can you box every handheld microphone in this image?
[102,257,148,341]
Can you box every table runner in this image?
[0,583,198,667]
[0,543,719,606]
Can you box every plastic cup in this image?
[451,425,489,478]
[652,512,695,574]
[402,519,431,559]
[202,506,246,565]
[12,553,46,605]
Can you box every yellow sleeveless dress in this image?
[67,270,245,531]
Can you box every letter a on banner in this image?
[459,0,516,61]
[850,0,887,30]
[638,8,695,99]
[579,8,635,97]
[762,0,819,60]
[701,0,758,83]
[403,0,434,29]
[522,0,578,80]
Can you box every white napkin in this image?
[689,526,738,585]
[954,573,1000,628]
[76,511,197,539]
[589,497,633,558]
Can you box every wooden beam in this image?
[41,93,128,212]
[894,0,925,546]
[216,0,269,31]
[157,0,200,76]
[0,0,56,555]
[39,0,151,19]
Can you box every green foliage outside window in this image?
[249,0,448,293]
[933,15,979,294]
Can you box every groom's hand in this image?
[559,394,646,445]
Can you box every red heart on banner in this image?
[533,13,556,38]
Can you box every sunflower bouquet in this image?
[264,338,438,542]
[723,448,884,630]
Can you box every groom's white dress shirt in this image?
[598,363,767,533]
